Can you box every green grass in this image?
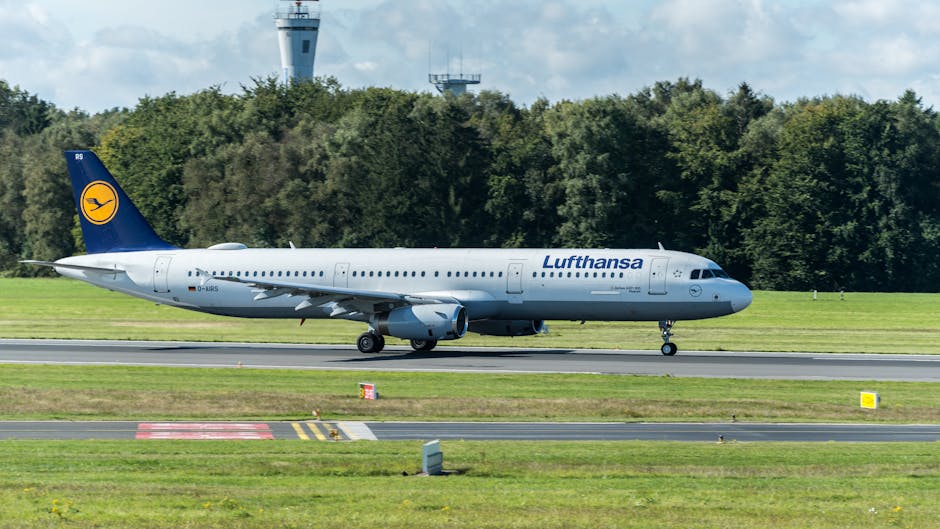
[2,278,939,353]
[0,364,936,423]
[2,280,939,528]
[0,440,937,528]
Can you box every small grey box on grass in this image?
[422,440,443,475]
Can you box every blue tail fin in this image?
[66,150,177,254]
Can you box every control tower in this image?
[428,72,482,96]
[275,0,320,84]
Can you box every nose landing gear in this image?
[658,320,678,356]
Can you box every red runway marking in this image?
[136,422,274,440]
[139,423,270,431]
[136,431,274,440]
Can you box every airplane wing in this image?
[20,260,125,274]
[212,275,456,317]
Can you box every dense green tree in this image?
[1,75,939,291]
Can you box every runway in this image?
[1,338,939,381]
[1,420,938,442]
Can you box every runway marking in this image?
[291,422,309,440]
[137,431,275,440]
[306,421,329,441]
[338,422,378,441]
[136,422,273,440]
[139,423,270,431]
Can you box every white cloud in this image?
[3,0,940,112]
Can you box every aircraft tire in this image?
[660,342,678,356]
[410,339,437,352]
[357,332,382,354]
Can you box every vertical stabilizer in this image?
[65,150,177,254]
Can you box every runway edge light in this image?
[860,391,880,410]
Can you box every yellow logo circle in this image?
[80,181,119,225]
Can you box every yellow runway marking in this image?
[291,422,309,440]
[307,421,328,441]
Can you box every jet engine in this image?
[468,319,547,337]
[376,304,468,340]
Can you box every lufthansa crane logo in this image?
[80,181,119,225]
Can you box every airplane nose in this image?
[730,282,753,313]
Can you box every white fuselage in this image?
[55,247,752,323]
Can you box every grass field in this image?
[2,279,939,528]
[0,363,937,423]
[1,278,939,353]
[1,440,938,528]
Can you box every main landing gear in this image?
[357,332,385,354]
[356,333,439,353]
[658,320,678,356]
[409,339,437,352]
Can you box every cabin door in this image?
[648,257,668,295]
[506,262,524,294]
[153,256,172,293]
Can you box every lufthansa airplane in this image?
[24,150,752,355]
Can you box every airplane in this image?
[23,150,752,356]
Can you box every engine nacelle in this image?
[376,303,468,341]
[468,319,546,337]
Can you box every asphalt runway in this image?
[1,421,938,442]
[1,338,939,381]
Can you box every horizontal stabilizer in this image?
[20,260,124,274]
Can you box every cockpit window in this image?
[691,268,731,280]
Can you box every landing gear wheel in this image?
[410,339,437,352]
[658,320,678,356]
[357,332,385,354]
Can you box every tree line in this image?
[1,77,938,291]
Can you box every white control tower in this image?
[275,0,320,84]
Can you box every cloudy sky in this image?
[2,0,939,112]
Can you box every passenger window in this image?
[448,272,453,277]
[473,272,477,278]
[691,270,700,280]
[434,271,439,277]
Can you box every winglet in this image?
[658,242,665,251]
[66,150,177,254]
